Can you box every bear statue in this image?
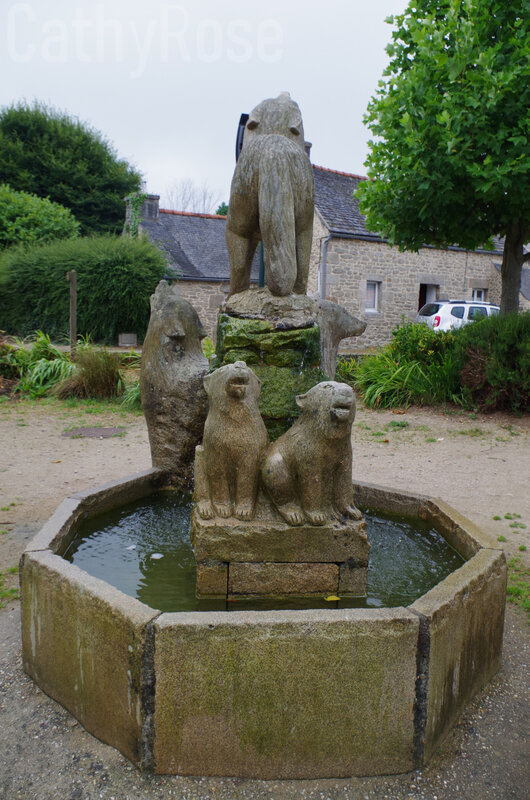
[194,360,269,521]
[140,281,209,490]
[261,381,362,526]
[226,92,314,297]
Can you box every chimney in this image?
[124,192,160,233]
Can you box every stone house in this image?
[126,168,527,351]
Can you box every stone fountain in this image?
[20,93,507,779]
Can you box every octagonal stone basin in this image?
[20,468,506,779]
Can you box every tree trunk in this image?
[500,219,526,314]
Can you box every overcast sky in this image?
[1,0,410,209]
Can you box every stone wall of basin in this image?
[20,470,506,778]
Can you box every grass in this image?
[506,556,530,621]
[0,566,19,608]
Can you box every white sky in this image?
[1,0,410,208]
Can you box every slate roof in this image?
[312,165,504,254]
[140,210,250,281]
[313,166,374,239]
[139,166,505,281]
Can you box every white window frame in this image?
[472,288,488,302]
[366,280,380,312]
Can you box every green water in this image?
[62,490,464,612]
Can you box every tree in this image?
[0,102,141,236]
[0,184,79,249]
[357,0,530,312]
[163,178,221,214]
[216,202,229,216]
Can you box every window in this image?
[468,306,487,321]
[472,288,488,302]
[450,306,465,319]
[366,281,380,312]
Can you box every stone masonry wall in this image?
[175,281,229,340]
[308,229,500,352]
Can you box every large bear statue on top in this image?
[261,381,363,526]
[226,92,314,297]
[141,281,209,490]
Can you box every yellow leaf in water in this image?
[324,595,340,602]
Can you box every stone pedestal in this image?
[192,493,369,599]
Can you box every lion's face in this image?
[296,382,355,439]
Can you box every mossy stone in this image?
[215,313,329,439]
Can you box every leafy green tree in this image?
[215,202,228,216]
[0,184,79,249]
[0,102,141,236]
[357,0,530,312]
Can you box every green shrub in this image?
[0,235,166,343]
[354,352,432,408]
[354,314,529,412]
[0,184,79,249]
[55,347,123,399]
[0,330,74,395]
[454,312,530,412]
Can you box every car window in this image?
[450,306,465,319]
[419,303,441,316]
[468,306,487,321]
[489,307,500,316]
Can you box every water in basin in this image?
[61,490,464,612]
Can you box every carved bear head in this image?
[145,281,207,360]
[203,360,261,405]
[243,92,306,151]
[296,381,356,439]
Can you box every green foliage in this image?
[201,336,216,360]
[215,202,229,216]
[0,102,141,235]
[0,184,79,249]
[453,312,530,412]
[353,315,529,411]
[124,192,147,238]
[358,0,530,311]
[120,378,141,409]
[507,556,530,621]
[0,330,74,396]
[354,352,431,408]
[55,347,123,399]
[0,235,167,343]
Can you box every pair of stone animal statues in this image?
[194,360,362,527]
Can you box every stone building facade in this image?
[127,169,527,350]
[308,166,507,352]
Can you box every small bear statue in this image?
[261,381,362,526]
[194,361,269,521]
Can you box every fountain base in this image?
[192,497,369,598]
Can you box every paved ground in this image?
[0,399,528,799]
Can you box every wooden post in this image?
[66,270,77,359]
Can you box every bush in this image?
[0,235,167,343]
[0,330,75,396]
[354,315,529,412]
[454,312,530,412]
[55,347,123,399]
[0,184,79,249]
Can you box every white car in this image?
[416,300,500,331]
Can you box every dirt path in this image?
[0,397,528,800]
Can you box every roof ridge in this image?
[159,209,226,219]
[312,164,367,180]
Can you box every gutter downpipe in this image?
[320,234,333,299]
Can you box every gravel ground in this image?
[0,398,528,800]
